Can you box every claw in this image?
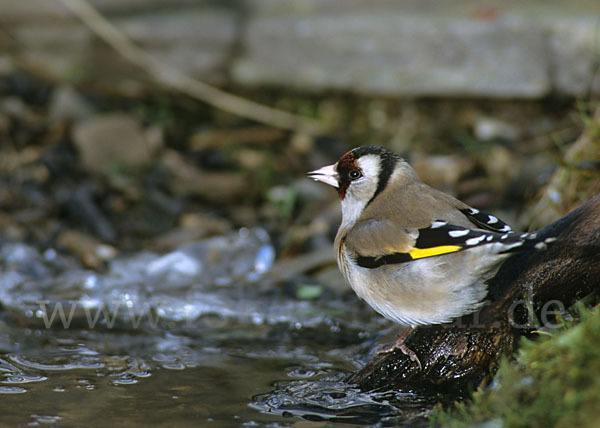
[376,327,422,370]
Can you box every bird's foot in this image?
[376,328,422,370]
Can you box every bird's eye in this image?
[349,169,362,180]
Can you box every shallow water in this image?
[0,230,437,427]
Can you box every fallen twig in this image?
[58,0,326,135]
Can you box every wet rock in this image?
[0,228,277,327]
[72,114,163,175]
[0,242,50,280]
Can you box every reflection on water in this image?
[251,375,437,426]
[0,230,436,427]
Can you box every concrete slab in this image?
[1,0,599,98]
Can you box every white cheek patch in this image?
[356,155,381,179]
[340,155,382,227]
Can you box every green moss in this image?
[432,307,600,428]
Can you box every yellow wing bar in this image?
[408,245,462,259]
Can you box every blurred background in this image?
[0,1,599,427]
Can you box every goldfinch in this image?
[308,146,553,367]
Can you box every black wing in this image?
[460,208,513,233]
[354,221,537,269]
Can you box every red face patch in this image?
[336,150,360,200]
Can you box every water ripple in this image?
[251,374,434,425]
[0,386,27,394]
[8,355,104,371]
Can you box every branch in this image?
[348,194,600,393]
[57,0,326,135]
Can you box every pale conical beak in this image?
[307,164,339,188]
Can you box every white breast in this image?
[338,244,495,327]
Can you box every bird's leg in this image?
[377,326,422,370]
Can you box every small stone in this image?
[474,117,520,142]
[48,85,95,124]
[72,114,162,174]
[57,229,117,269]
[0,96,35,121]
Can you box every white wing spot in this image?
[487,215,498,224]
[486,235,494,241]
[431,220,447,229]
[544,237,557,243]
[520,233,530,238]
[448,229,470,237]
[500,225,512,232]
[470,208,480,214]
[466,235,486,246]
[501,233,510,240]
[535,242,547,250]
[502,241,524,251]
